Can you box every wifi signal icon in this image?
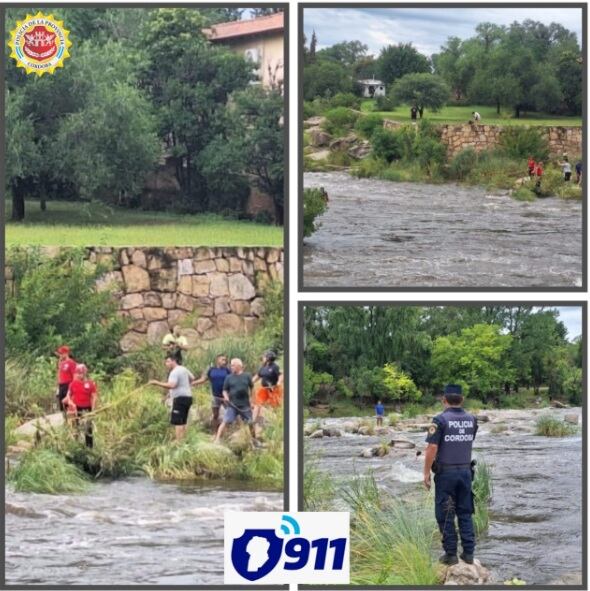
[280,514,301,536]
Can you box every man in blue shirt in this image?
[375,400,385,427]
[423,385,478,566]
[193,354,230,433]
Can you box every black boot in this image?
[439,553,459,565]
[460,552,474,564]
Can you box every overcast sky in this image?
[554,306,583,341]
[304,7,583,58]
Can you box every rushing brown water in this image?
[5,478,282,585]
[303,172,583,288]
[305,408,582,585]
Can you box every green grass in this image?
[8,449,90,494]
[360,101,582,127]
[473,459,493,534]
[535,415,578,437]
[5,200,282,247]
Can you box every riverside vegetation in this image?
[5,249,284,494]
[303,96,581,202]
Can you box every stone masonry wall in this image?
[383,120,582,158]
[6,247,283,353]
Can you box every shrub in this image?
[328,92,361,110]
[304,461,336,511]
[351,157,388,178]
[355,114,385,139]
[448,148,478,181]
[382,363,422,403]
[303,187,329,238]
[556,183,583,200]
[512,186,536,201]
[498,127,549,160]
[414,136,446,176]
[371,128,403,162]
[5,356,56,419]
[535,167,565,197]
[8,449,90,494]
[535,415,578,437]
[322,107,360,135]
[374,95,395,112]
[466,151,524,189]
[5,415,20,447]
[472,459,492,534]
[328,150,353,167]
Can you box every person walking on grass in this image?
[63,364,98,448]
[252,351,283,425]
[375,400,385,427]
[527,156,536,178]
[559,156,572,181]
[423,384,478,566]
[214,358,257,446]
[161,326,189,364]
[149,354,195,441]
[55,345,77,415]
[193,354,230,433]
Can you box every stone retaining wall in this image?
[7,247,283,352]
[383,119,582,158]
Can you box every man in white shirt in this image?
[161,325,189,364]
[471,111,481,122]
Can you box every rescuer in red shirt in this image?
[64,364,98,448]
[56,345,76,414]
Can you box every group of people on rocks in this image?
[54,333,282,448]
[527,154,582,188]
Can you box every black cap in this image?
[444,384,462,396]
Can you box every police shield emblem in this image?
[231,528,284,581]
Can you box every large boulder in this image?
[307,149,331,161]
[564,413,579,425]
[360,445,389,458]
[444,559,491,585]
[341,420,360,433]
[357,425,374,436]
[309,429,324,439]
[329,133,359,152]
[309,127,332,147]
[389,437,416,449]
[15,413,64,438]
[304,116,326,128]
[322,427,343,437]
[348,141,371,160]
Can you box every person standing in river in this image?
[375,400,385,427]
[252,350,283,425]
[193,354,231,433]
[149,354,195,441]
[423,384,478,566]
[55,345,77,415]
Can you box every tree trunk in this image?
[11,181,25,221]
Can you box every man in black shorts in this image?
[149,354,195,441]
[214,358,257,445]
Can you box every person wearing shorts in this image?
[149,354,195,441]
[193,354,230,433]
[252,351,283,423]
[55,345,76,415]
[214,358,257,445]
[64,364,98,448]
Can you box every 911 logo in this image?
[224,512,350,584]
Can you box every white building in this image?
[358,78,386,98]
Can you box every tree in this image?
[382,363,422,403]
[431,324,513,400]
[309,31,318,64]
[303,59,353,100]
[391,73,450,114]
[251,8,283,17]
[317,40,368,68]
[5,90,40,221]
[378,43,430,85]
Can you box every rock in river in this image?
[360,445,389,458]
[309,429,324,439]
[444,559,491,585]
[564,413,579,425]
[389,437,416,449]
[322,427,343,437]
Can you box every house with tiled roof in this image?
[204,12,284,90]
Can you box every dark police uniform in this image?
[426,407,478,557]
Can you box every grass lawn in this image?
[5,200,282,247]
[360,101,582,127]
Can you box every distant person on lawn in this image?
[64,364,98,448]
[161,326,188,364]
[55,345,76,415]
[375,400,385,427]
[472,111,481,122]
[214,358,257,446]
[149,354,195,441]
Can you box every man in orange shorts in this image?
[252,350,283,424]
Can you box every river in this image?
[5,478,282,585]
[304,408,583,584]
[303,172,583,288]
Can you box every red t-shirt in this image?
[69,379,97,408]
[58,358,77,385]
[528,158,535,171]
[535,165,543,177]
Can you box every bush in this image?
[498,127,549,160]
[535,415,578,437]
[512,186,536,201]
[304,461,336,511]
[322,107,360,135]
[535,167,565,197]
[472,459,492,534]
[328,92,361,110]
[556,182,583,200]
[371,128,403,162]
[8,449,90,494]
[5,357,56,419]
[5,415,20,447]
[448,148,478,181]
[414,136,446,176]
[374,95,395,112]
[355,114,385,139]
[466,151,524,189]
[303,187,329,238]
[352,157,388,178]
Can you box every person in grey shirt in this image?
[214,358,258,446]
[149,354,195,441]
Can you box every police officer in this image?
[423,384,478,566]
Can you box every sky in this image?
[304,7,583,58]
[554,306,583,341]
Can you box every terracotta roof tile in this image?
[204,12,283,41]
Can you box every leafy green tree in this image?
[317,40,368,68]
[377,43,430,85]
[431,324,513,400]
[303,59,353,100]
[382,363,422,403]
[391,73,450,115]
